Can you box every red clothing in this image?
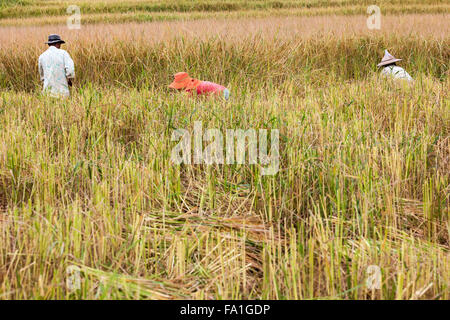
[188,81,226,96]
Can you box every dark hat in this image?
[45,34,65,45]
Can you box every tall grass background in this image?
[0,13,448,299]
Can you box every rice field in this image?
[1,0,449,26]
[0,1,449,300]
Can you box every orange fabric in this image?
[169,72,201,90]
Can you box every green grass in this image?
[0,0,29,8]
[0,72,448,299]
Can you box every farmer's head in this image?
[169,72,200,91]
[45,34,65,49]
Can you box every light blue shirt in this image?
[38,46,75,97]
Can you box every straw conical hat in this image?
[377,50,402,67]
[169,72,200,90]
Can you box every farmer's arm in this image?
[64,51,75,83]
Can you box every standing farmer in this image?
[38,34,75,97]
[378,50,413,82]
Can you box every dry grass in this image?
[1,14,450,42]
[0,15,449,91]
[0,75,448,299]
[0,3,450,26]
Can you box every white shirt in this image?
[38,46,75,97]
[381,65,413,82]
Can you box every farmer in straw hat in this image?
[169,72,230,100]
[38,34,75,97]
[378,50,413,82]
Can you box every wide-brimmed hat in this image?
[377,50,402,67]
[169,72,200,90]
[45,34,65,45]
